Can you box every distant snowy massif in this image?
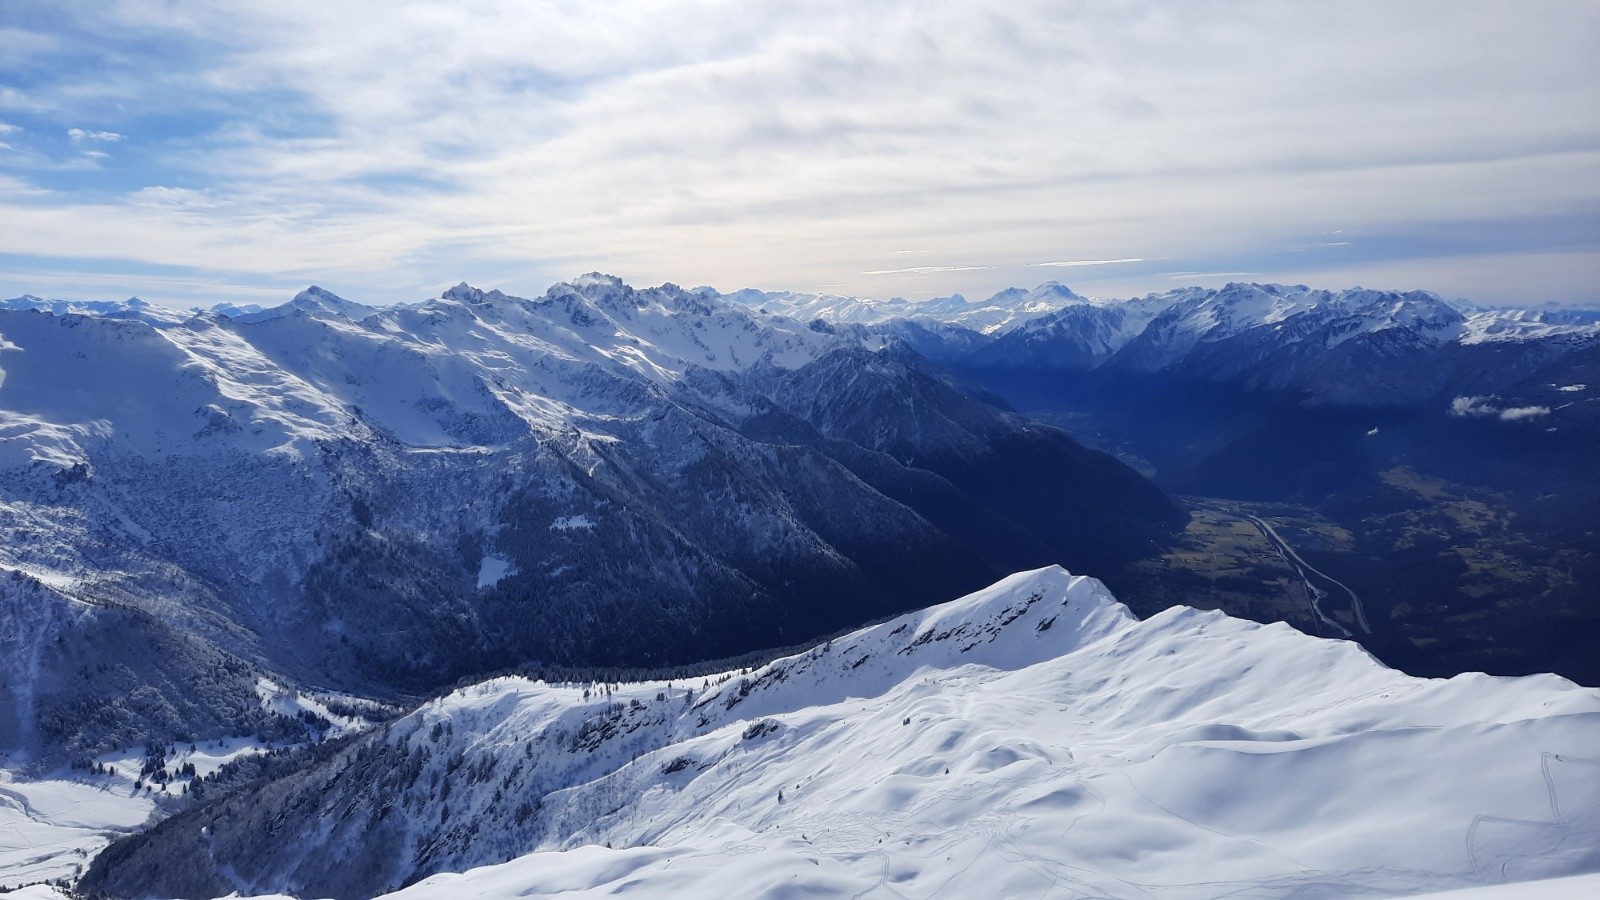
[736,280,1599,411]
[2,276,1598,898]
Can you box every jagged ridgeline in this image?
[0,276,1181,760]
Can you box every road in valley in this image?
[1241,512,1371,638]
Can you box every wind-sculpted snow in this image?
[0,276,1178,760]
[82,567,1600,899]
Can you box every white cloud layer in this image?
[0,1,1596,306]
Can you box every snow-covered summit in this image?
[716,280,1093,333]
[1460,306,1600,344]
[439,281,512,306]
[221,285,378,324]
[289,285,375,318]
[83,565,1600,899]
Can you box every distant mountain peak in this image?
[439,282,513,305]
[292,285,346,305]
[571,272,626,288]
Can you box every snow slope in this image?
[0,770,154,889]
[84,567,1600,899]
[1401,871,1600,899]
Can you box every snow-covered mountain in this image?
[0,276,1179,762]
[721,281,1600,409]
[82,566,1600,899]
[0,295,186,324]
[720,280,1600,353]
[718,281,1093,335]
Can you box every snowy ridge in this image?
[85,567,1600,899]
[872,280,1600,410]
[718,280,1598,374]
[718,281,1091,334]
[0,295,186,325]
[0,274,851,600]
[1460,307,1600,344]
[1,275,846,463]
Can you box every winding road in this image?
[1243,513,1371,637]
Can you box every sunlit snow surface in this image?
[208,566,1600,899]
[0,770,154,889]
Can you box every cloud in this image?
[66,128,123,142]
[862,265,991,275]
[1029,258,1145,268]
[1450,395,1552,421]
[0,123,18,135]
[2,1,1598,306]
[1450,396,1497,417]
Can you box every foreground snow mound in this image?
[83,567,1600,899]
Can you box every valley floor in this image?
[0,770,153,889]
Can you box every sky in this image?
[1,0,1597,309]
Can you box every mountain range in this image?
[0,275,1177,763]
[4,275,1597,899]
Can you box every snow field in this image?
[304,567,1599,899]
